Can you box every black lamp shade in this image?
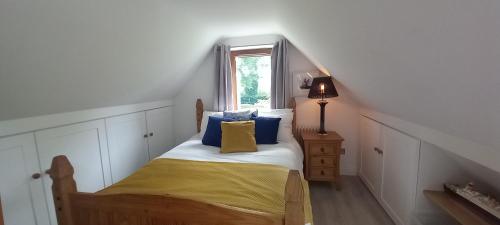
[308,76,339,99]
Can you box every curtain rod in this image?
[231,44,274,51]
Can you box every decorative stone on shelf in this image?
[445,183,500,220]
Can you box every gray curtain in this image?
[213,44,234,111]
[271,39,290,109]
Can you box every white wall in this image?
[173,35,361,175]
[173,50,216,143]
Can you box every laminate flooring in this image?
[309,176,395,225]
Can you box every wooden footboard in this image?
[47,155,304,225]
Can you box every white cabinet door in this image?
[0,134,50,225]
[146,107,174,159]
[359,116,384,199]
[36,120,111,225]
[106,112,149,183]
[381,127,420,225]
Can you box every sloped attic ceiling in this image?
[1,0,498,154]
[0,0,282,121]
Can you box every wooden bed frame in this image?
[45,98,305,225]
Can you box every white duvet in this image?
[159,134,304,171]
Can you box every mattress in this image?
[158,134,304,171]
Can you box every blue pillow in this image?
[202,116,234,147]
[223,110,258,121]
[252,117,281,144]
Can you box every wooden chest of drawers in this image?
[302,131,344,190]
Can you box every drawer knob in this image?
[320,148,325,152]
[320,170,325,175]
[32,173,41,179]
[320,159,324,164]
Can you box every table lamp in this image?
[308,76,339,135]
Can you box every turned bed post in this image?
[0,197,4,225]
[196,98,204,133]
[286,98,306,225]
[284,170,304,225]
[288,97,298,141]
[47,155,77,225]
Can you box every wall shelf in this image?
[424,190,500,225]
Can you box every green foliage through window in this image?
[236,56,270,106]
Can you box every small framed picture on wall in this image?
[292,70,321,97]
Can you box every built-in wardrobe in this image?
[0,105,174,225]
[359,115,421,225]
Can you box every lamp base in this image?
[317,131,328,135]
[318,100,328,135]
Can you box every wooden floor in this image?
[309,176,395,225]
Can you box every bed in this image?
[46,98,311,225]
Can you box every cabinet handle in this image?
[32,173,41,179]
[320,170,325,175]
[149,132,153,137]
[320,147,325,153]
[320,159,324,164]
[143,134,148,138]
[374,147,384,155]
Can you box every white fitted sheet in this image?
[158,134,303,171]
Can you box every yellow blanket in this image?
[98,158,313,224]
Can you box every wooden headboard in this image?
[196,98,300,142]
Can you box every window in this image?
[230,48,272,110]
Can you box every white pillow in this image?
[259,109,294,142]
[199,111,223,138]
[259,108,293,114]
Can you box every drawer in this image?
[310,167,335,179]
[310,156,336,167]
[310,143,336,156]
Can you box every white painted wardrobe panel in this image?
[359,116,384,199]
[35,120,111,225]
[106,112,149,183]
[146,107,174,159]
[381,127,420,225]
[0,134,50,225]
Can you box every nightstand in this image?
[302,131,344,190]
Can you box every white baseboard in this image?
[0,100,174,138]
[340,166,358,176]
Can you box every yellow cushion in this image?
[220,121,257,153]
